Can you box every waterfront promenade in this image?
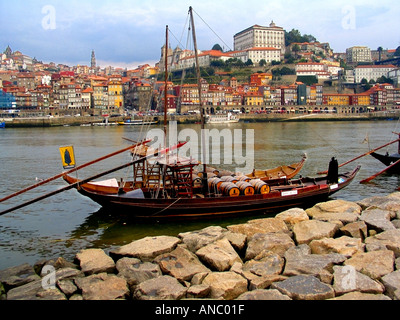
[2,110,400,128]
[1,193,400,301]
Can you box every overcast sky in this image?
[1,0,399,69]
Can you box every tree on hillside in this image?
[395,46,400,57]
[285,29,317,46]
[212,44,223,52]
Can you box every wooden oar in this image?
[0,141,186,216]
[0,139,152,204]
[360,158,400,184]
[318,138,400,175]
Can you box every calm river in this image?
[1,120,400,269]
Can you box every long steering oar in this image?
[0,139,152,204]
[360,158,400,184]
[0,141,186,216]
[318,138,400,175]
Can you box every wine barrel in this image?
[208,177,223,192]
[217,170,234,177]
[235,181,255,196]
[249,179,270,194]
[237,175,251,182]
[220,176,239,183]
[219,182,240,197]
[192,174,202,187]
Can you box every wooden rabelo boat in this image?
[0,8,359,220]
[60,8,359,220]
[370,133,400,174]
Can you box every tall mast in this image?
[189,6,208,194]
[164,25,169,142]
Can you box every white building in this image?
[295,62,331,80]
[232,47,281,64]
[234,21,285,55]
[388,68,400,87]
[354,65,397,83]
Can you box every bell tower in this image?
[91,50,96,69]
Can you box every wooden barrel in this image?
[192,174,202,187]
[249,179,270,194]
[219,182,240,197]
[198,172,217,179]
[217,170,234,177]
[237,175,251,182]
[208,177,223,192]
[220,176,239,183]
[235,181,255,196]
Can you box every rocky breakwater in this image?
[2,193,400,301]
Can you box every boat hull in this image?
[370,152,400,173]
[64,166,360,220]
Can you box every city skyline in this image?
[1,0,399,69]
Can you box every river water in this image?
[1,120,400,270]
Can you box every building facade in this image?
[346,46,372,64]
[234,22,285,55]
[354,65,397,83]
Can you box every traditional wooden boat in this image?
[62,153,359,219]
[370,133,400,174]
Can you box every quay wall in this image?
[3,110,399,128]
[1,194,400,301]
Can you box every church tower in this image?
[91,50,96,69]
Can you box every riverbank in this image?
[1,193,400,301]
[2,110,400,128]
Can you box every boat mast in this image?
[189,6,208,193]
[164,25,169,143]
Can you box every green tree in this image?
[212,44,223,52]
[259,59,267,67]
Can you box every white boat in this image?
[205,112,239,124]
[118,119,158,126]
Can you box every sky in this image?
[1,0,399,69]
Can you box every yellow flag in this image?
[59,146,76,169]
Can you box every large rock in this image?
[6,279,66,300]
[202,271,248,300]
[275,208,309,230]
[306,200,362,224]
[0,263,40,289]
[236,289,291,300]
[309,236,365,257]
[179,226,227,252]
[340,221,368,239]
[75,248,115,275]
[271,275,335,300]
[243,251,284,276]
[344,250,395,280]
[155,246,210,281]
[364,229,400,257]
[133,275,187,300]
[360,208,395,232]
[227,218,289,237]
[116,257,161,286]
[293,220,340,245]
[329,292,391,300]
[381,270,400,300]
[110,236,180,261]
[196,238,242,272]
[357,194,400,217]
[245,232,295,260]
[75,273,129,300]
[332,266,385,295]
[283,244,346,282]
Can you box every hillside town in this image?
[1,21,400,119]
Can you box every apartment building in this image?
[346,46,372,64]
[295,62,331,80]
[234,21,285,55]
[354,65,397,83]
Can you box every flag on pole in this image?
[59,146,76,169]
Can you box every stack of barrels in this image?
[207,175,270,197]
